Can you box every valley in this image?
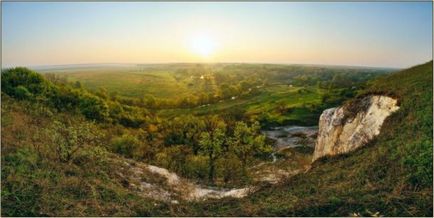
[2,2,432,217]
[1,61,432,216]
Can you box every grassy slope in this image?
[0,96,175,216]
[175,61,433,216]
[0,92,308,216]
[2,62,430,216]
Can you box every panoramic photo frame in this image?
[1,1,433,217]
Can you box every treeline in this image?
[1,67,272,185]
[109,115,272,184]
[2,67,152,127]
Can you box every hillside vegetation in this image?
[39,63,389,128]
[1,62,431,216]
[176,61,433,216]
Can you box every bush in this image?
[46,120,102,163]
[78,94,109,121]
[49,86,82,111]
[2,67,51,98]
[13,85,32,100]
[110,134,141,158]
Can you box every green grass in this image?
[43,63,388,100]
[172,61,433,216]
[48,64,231,99]
[3,62,419,216]
[42,63,376,127]
[64,70,192,98]
[0,96,172,216]
[58,65,333,126]
[158,85,327,126]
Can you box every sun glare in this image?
[189,33,217,58]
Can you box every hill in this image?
[1,61,431,216]
[175,61,433,216]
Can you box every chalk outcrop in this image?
[312,95,399,162]
[119,158,254,203]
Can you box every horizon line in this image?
[3,61,409,70]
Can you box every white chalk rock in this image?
[312,95,399,162]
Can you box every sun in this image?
[189,33,217,58]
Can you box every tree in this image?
[163,115,205,154]
[229,121,272,176]
[78,94,109,121]
[49,86,81,111]
[46,120,102,163]
[199,123,226,184]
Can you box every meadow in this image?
[38,63,390,127]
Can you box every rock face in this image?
[312,95,399,162]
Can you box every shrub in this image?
[1,67,51,97]
[46,120,102,163]
[78,94,109,121]
[110,134,141,158]
[13,85,32,100]
[48,86,82,111]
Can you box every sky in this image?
[2,2,433,68]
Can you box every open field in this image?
[37,63,390,126]
[38,63,391,98]
[158,85,327,126]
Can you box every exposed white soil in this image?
[116,158,254,203]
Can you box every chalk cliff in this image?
[312,95,400,162]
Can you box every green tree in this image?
[46,120,102,163]
[49,86,81,111]
[229,121,272,176]
[199,124,226,184]
[78,94,109,121]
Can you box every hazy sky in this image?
[2,2,432,68]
